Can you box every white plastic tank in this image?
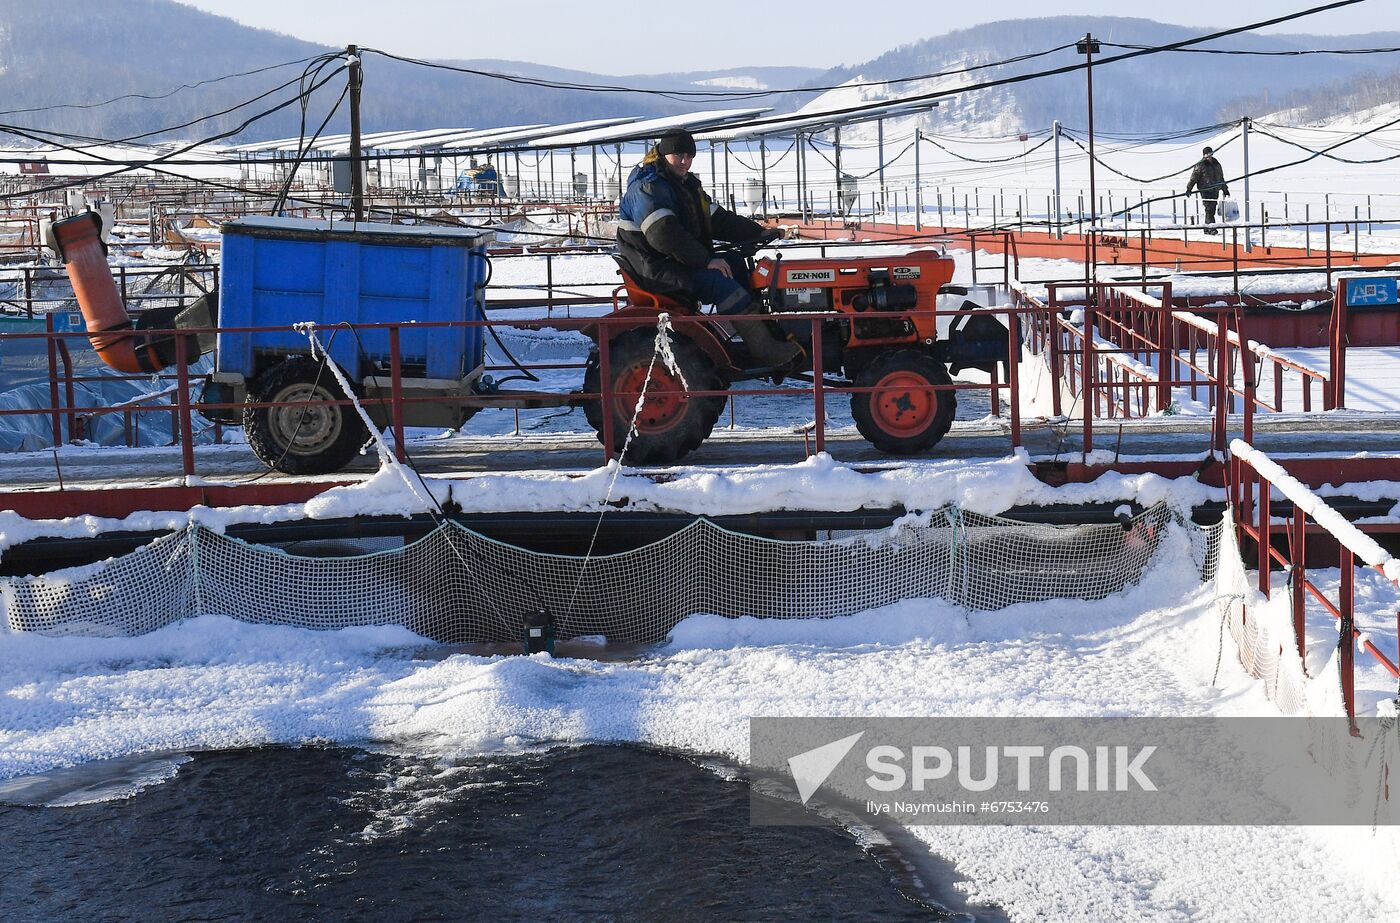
[96,201,117,245]
[838,173,859,215]
[742,177,764,216]
[502,174,520,198]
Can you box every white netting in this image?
[1208,505,1341,717]
[2,503,1212,643]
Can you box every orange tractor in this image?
[584,242,1015,464]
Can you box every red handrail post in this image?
[1258,476,1271,596]
[1047,286,1063,419]
[1237,308,1255,445]
[44,314,63,448]
[599,319,615,463]
[174,333,195,477]
[389,326,406,464]
[1292,506,1307,664]
[1155,283,1171,413]
[811,312,825,455]
[1339,547,1357,727]
[1007,307,1021,447]
[1082,288,1095,454]
[1328,280,1347,411]
[1213,311,1229,455]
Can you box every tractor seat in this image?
[613,256,700,312]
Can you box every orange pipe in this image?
[52,211,165,374]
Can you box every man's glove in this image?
[758,227,784,244]
[1222,188,1231,197]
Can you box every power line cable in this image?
[0,54,328,118]
[1101,40,1400,56]
[694,1,1369,136]
[359,42,1081,102]
[0,63,349,202]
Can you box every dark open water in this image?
[0,745,1004,922]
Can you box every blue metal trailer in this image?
[205,216,496,473]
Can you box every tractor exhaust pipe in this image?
[51,210,215,374]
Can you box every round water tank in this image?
[743,177,764,216]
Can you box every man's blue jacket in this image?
[616,150,764,295]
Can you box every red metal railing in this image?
[1017,278,1356,455]
[1230,440,1400,723]
[0,305,1025,478]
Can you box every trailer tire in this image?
[243,356,368,475]
[582,328,728,464]
[851,350,956,455]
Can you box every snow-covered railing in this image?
[1229,439,1400,722]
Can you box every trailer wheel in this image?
[851,350,957,455]
[243,356,368,474]
[582,328,728,464]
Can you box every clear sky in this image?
[174,0,1400,74]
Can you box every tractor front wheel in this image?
[851,350,957,455]
[582,329,728,464]
[244,356,368,475]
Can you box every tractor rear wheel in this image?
[244,356,368,474]
[851,350,957,455]
[582,328,728,464]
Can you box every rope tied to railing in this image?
[565,312,688,621]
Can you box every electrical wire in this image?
[359,42,1082,102]
[1101,40,1400,57]
[0,63,350,202]
[0,54,328,118]
[1059,129,1242,184]
[921,132,1055,164]
[694,1,1370,136]
[5,53,345,153]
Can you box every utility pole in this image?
[1077,33,1100,303]
[877,118,886,210]
[1242,115,1252,253]
[1053,119,1063,240]
[833,125,842,217]
[347,44,364,222]
[914,127,922,231]
[760,135,768,220]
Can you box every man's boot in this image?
[730,315,806,370]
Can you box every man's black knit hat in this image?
[1203,146,1214,155]
[655,129,698,157]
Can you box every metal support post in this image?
[347,45,364,222]
[914,128,922,231]
[1242,116,1252,253]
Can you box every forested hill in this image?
[795,17,1400,134]
[0,0,818,143]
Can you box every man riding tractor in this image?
[615,128,802,370]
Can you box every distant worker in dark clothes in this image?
[1184,146,1231,235]
[617,128,802,369]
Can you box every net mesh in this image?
[1208,507,1314,716]
[3,503,1210,643]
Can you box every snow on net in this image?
[2,502,1217,644]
